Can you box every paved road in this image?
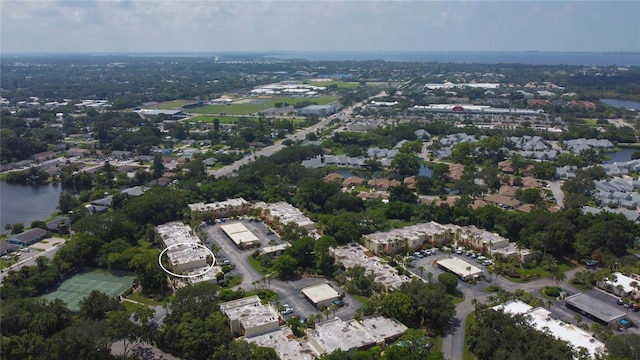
[0,241,65,282]
[407,254,639,360]
[202,222,358,322]
[207,92,385,178]
[548,179,565,208]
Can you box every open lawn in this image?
[188,115,306,124]
[503,263,573,283]
[187,96,339,115]
[42,268,135,311]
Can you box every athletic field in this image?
[42,269,135,311]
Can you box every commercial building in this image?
[308,316,407,355]
[332,244,411,292]
[297,104,337,117]
[220,222,260,249]
[301,283,340,309]
[564,293,629,329]
[437,258,483,281]
[493,300,605,358]
[412,104,543,115]
[220,296,281,338]
[8,228,48,247]
[255,201,315,231]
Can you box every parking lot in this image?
[202,219,359,321]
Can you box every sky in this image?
[1,0,639,54]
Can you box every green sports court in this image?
[42,269,135,311]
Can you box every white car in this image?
[281,305,294,315]
[482,260,493,266]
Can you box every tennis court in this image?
[42,269,135,311]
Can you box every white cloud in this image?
[1,0,638,53]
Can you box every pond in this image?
[600,99,640,111]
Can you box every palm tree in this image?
[323,307,331,320]
[553,271,567,287]
[426,272,433,283]
[574,314,582,325]
[616,284,625,297]
[418,266,425,277]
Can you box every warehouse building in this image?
[220,222,260,249]
[301,283,340,309]
[564,293,629,329]
[297,104,337,117]
[437,258,483,281]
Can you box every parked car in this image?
[281,304,294,315]
[631,304,640,312]
[617,298,625,305]
[482,260,493,266]
[414,252,423,258]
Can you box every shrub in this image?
[544,286,561,298]
[507,270,521,278]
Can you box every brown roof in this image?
[521,176,539,188]
[404,175,417,189]
[483,194,521,208]
[448,163,465,180]
[367,178,401,190]
[343,176,365,187]
[357,192,389,200]
[323,172,344,183]
[516,204,534,213]
[498,160,514,173]
[472,199,488,209]
[499,185,518,197]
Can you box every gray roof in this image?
[565,293,626,323]
[10,228,47,244]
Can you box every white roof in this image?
[604,272,639,294]
[246,327,318,360]
[301,283,340,304]
[527,307,605,357]
[220,223,259,245]
[437,258,483,278]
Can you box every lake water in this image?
[600,99,640,111]
[0,182,63,233]
[604,148,637,164]
[270,51,640,66]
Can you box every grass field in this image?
[188,115,306,125]
[188,96,339,115]
[42,269,135,311]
